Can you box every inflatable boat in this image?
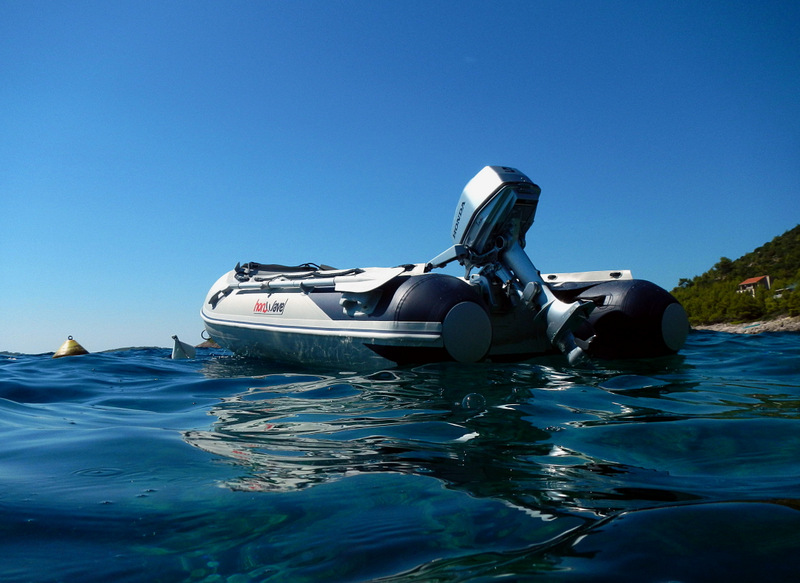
[201,166,688,368]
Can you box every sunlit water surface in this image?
[2,330,800,582]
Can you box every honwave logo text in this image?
[452,201,466,239]
[253,298,288,315]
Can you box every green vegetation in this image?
[670,225,800,325]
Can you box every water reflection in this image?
[178,346,800,579]
[185,363,533,493]
[187,359,674,508]
[187,348,800,516]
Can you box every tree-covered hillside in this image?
[670,224,800,325]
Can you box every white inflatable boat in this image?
[202,166,689,368]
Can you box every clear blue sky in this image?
[2,1,798,354]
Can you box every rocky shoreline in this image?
[693,316,800,334]
[196,339,220,348]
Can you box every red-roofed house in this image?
[737,275,771,296]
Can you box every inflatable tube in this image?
[366,274,492,364]
[561,279,689,359]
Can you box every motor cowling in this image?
[564,279,689,359]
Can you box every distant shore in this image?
[693,316,800,334]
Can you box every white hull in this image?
[201,266,494,368]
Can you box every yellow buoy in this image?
[53,335,89,358]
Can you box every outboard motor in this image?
[429,166,594,364]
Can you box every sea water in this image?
[2,330,800,582]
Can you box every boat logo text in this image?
[452,201,466,238]
[253,298,288,315]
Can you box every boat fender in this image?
[53,336,89,358]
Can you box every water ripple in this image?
[1,333,800,581]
